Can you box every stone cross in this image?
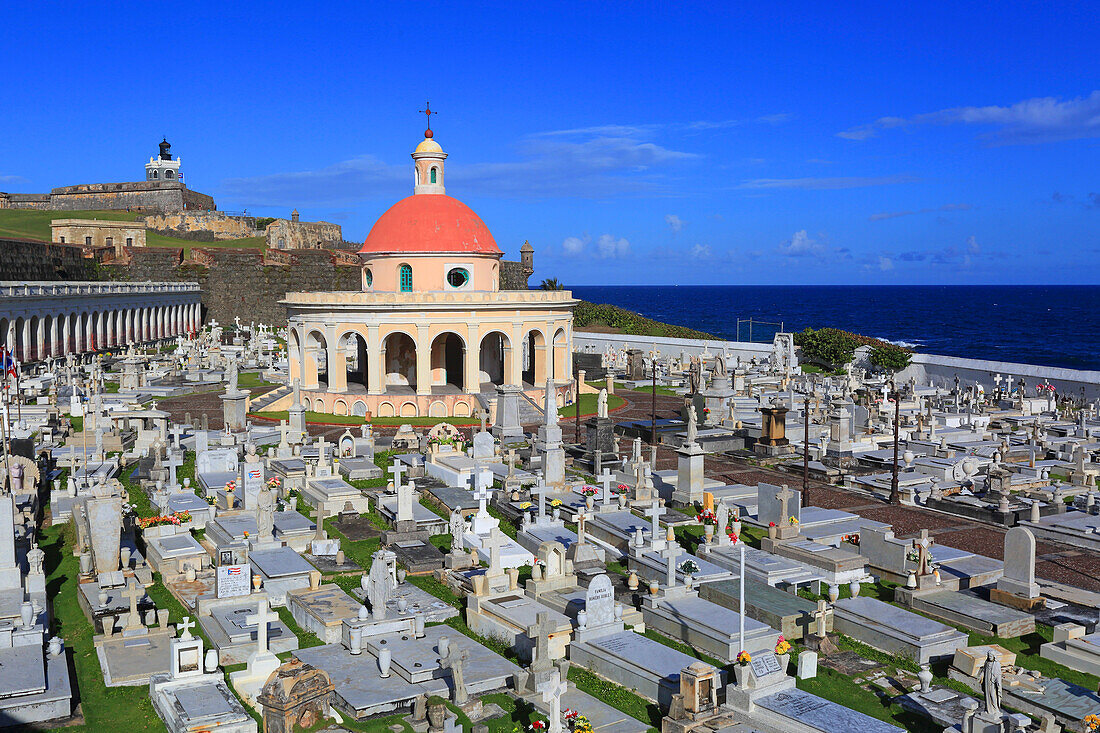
[540,669,568,733]
[440,640,470,705]
[661,541,684,587]
[389,461,406,492]
[479,409,488,432]
[912,529,934,576]
[645,502,663,547]
[178,615,195,640]
[122,580,144,630]
[575,509,592,545]
[246,597,279,656]
[814,600,832,638]
[532,477,548,521]
[505,450,518,477]
[775,485,796,523]
[599,468,615,506]
[526,611,556,674]
[473,484,493,517]
[482,527,506,577]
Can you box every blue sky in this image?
[3,1,1098,285]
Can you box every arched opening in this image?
[165,169,174,179]
[553,328,568,381]
[522,329,546,387]
[378,401,395,418]
[28,316,40,360]
[304,330,328,389]
[454,401,471,418]
[13,318,25,361]
[399,263,413,292]
[429,401,447,418]
[479,332,509,388]
[340,331,369,393]
[152,170,159,179]
[430,167,438,184]
[352,401,367,417]
[383,332,417,391]
[430,333,464,391]
[334,400,348,416]
[400,401,418,418]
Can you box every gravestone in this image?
[992,527,1041,608]
[471,432,495,460]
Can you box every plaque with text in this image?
[216,563,251,598]
[750,651,782,679]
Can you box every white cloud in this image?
[878,257,894,271]
[0,174,26,185]
[665,214,684,233]
[561,234,630,259]
[838,90,1100,145]
[742,175,918,190]
[868,203,972,222]
[596,234,630,258]
[778,230,825,257]
[562,236,586,255]
[966,235,980,254]
[690,243,712,259]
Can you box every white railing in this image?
[0,281,200,298]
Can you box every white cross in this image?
[540,669,568,733]
[389,461,406,491]
[645,501,663,545]
[775,485,796,522]
[575,509,592,544]
[532,477,548,520]
[661,541,684,587]
[178,615,195,640]
[599,468,615,506]
[473,484,493,516]
[246,597,279,655]
[482,527,506,575]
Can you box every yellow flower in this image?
[789,516,799,525]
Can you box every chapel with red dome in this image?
[279,123,576,421]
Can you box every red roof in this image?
[359,194,500,256]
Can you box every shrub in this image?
[869,344,912,373]
[794,328,858,367]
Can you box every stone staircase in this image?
[250,384,291,412]
[475,388,547,426]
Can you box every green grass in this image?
[0,209,267,256]
[560,392,625,418]
[237,371,277,391]
[566,665,661,730]
[619,382,679,396]
[276,606,325,649]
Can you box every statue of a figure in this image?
[712,355,727,377]
[686,402,698,444]
[597,389,608,419]
[688,357,701,394]
[256,485,275,539]
[27,542,44,576]
[978,650,1002,716]
[449,510,466,553]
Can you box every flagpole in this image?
[1,356,10,493]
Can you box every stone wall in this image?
[0,239,95,281]
[500,259,532,290]
[51,220,146,252]
[0,193,50,210]
[100,248,362,326]
[266,218,343,249]
[143,211,258,241]
[42,181,215,212]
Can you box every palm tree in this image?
[539,277,565,290]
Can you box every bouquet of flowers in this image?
[573,716,593,733]
[678,559,700,575]
[519,501,533,510]
[696,509,716,525]
[580,485,597,497]
[267,476,281,489]
[550,499,563,507]
[727,531,739,544]
[529,720,547,732]
[788,516,799,526]
[224,480,237,492]
[139,512,190,529]
[1083,714,1099,732]
[775,636,791,655]
[736,650,752,666]
[615,483,630,494]
[563,709,579,723]
[842,534,860,546]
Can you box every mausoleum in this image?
[282,124,576,418]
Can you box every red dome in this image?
[359,194,500,256]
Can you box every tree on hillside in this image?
[794,328,859,367]
[539,277,565,290]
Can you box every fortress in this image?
[0,139,215,213]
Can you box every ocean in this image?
[569,285,1100,372]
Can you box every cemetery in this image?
[1,126,1098,733]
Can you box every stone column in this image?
[303,348,320,389]
[464,325,479,394]
[509,323,524,386]
[534,335,548,385]
[327,327,347,393]
[84,312,93,353]
[35,317,45,360]
[415,325,431,396]
[367,325,383,395]
[106,310,115,347]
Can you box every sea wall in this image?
[573,331,1100,399]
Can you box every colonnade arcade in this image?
[0,282,202,362]
[287,319,573,416]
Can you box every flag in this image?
[0,349,15,379]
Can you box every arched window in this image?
[152,170,159,179]
[430,167,438,184]
[165,169,174,179]
[399,264,413,292]
[364,268,373,288]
